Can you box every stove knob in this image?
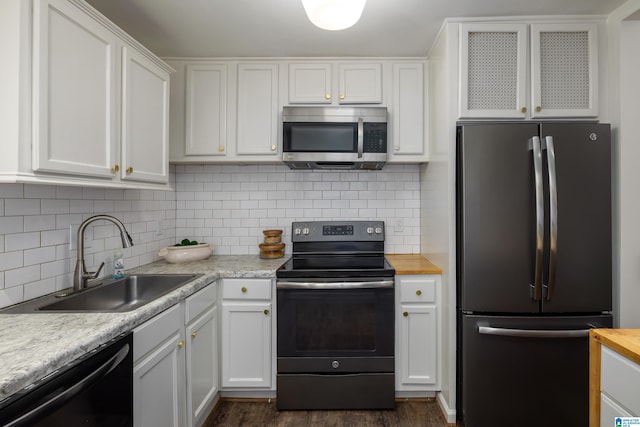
[375,227,383,234]
[294,228,301,235]
[303,227,310,235]
[367,227,374,234]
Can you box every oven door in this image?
[277,280,394,368]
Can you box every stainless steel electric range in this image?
[275,220,395,410]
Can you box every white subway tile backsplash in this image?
[40,259,68,280]
[5,199,40,216]
[0,164,422,308]
[5,232,41,251]
[0,216,24,234]
[24,278,56,300]
[24,247,56,266]
[5,265,41,288]
[0,175,176,308]
[0,185,24,199]
[0,251,23,271]
[0,286,23,307]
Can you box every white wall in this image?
[174,163,422,255]
[0,182,176,309]
[421,22,458,424]
[608,0,640,327]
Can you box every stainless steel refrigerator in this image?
[456,122,613,427]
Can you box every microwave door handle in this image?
[357,117,364,158]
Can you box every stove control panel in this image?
[291,221,385,242]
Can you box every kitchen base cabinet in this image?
[589,329,640,427]
[186,304,218,427]
[133,304,185,427]
[133,283,218,427]
[395,275,440,393]
[221,278,274,389]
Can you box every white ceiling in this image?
[84,0,627,58]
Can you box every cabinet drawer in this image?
[222,278,272,300]
[185,283,216,324]
[601,346,640,416]
[133,304,181,363]
[399,278,436,303]
[601,393,633,425]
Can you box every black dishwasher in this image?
[0,333,133,427]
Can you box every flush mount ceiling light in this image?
[301,0,367,31]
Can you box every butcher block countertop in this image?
[590,328,640,365]
[386,254,442,275]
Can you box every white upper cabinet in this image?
[32,0,118,178]
[338,63,383,104]
[387,62,428,162]
[169,60,280,163]
[459,23,528,119]
[530,23,598,118]
[2,0,173,189]
[170,58,429,164]
[236,63,280,157]
[288,62,382,104]
[459,21,598,119]
[184,64,228,156]
[120,45,170,183]
[288,63,332,104]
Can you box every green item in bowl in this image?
[174,239,199,246]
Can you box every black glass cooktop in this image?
[276,255,395,279]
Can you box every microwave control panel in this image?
[363,123,387,153]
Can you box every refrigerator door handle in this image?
[478,326,590,338]
[528,136,544,301]
[543,136,558,301]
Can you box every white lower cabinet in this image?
[395,275,440,392]
[600,345,640,424]
[133,283,218,427]
[221,278,273,389]
[185,301,218,427]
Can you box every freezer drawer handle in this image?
[478,326,590,338]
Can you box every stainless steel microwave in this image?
[282,106,388,170]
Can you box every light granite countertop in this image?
[0,255,286,403]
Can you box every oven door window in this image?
[277,288,394,357]
[283,122,357,152]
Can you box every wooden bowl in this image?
[258,243,285,251]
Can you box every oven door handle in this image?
[276,280,394,289]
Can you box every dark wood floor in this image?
[204,399,450,427]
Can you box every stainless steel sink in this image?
[0,274,200,313]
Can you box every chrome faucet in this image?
[73,215,134,291]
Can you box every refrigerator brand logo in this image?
[616,417,640,426]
